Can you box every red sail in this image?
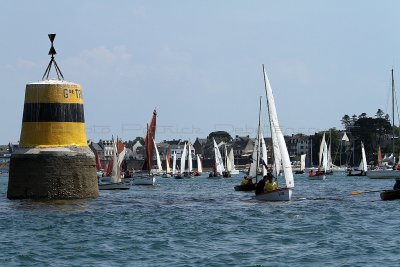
[142,109,157,171]
[117,139,125,154]
[106,159,113,176]
[95,151,102,171]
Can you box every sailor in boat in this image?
[264,175,278,192]
[309,169,315,177]
[255,175,268,195]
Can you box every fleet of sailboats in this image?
[92,67,400,202]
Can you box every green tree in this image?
[358,113,367,119]
[208,131,232,143]
[341,114,351,130]
[376,109,384,118]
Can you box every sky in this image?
[1,0,400,144]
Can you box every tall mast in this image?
[255,96,262,183]
[392,68,395,156]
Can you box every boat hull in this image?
[230,170,240,175]
[308,175,326,180]
[98,182,130,190]
[234,184,255,191]
[366,170,400,179]
[131,175,156,185]
[255,187,293,201]
[380,189,400,200]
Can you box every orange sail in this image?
[378,146,382,167]
[142,109,157,171]
[166,150,171,173]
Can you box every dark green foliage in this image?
[207,131,232,143]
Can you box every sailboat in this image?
[162,150,171,178]
[184,142,193,177]
[223,145,232,178]
[255,66,294,201]
[209,138,225,178]
[194,154,203,176]
[173,151,182,179]
[132,109,157,185]
[295,154,306,174]
[308,133,327,180]
[347,142,367,176]
[98,137,130,190]
[227,148,240,176]
[367,69,400,179]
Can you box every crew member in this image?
[264,175,278,192]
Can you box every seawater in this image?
[0,172,399,267]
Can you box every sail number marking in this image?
[64,88,82,99]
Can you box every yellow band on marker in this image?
[24,83,84,104]
[20,122,88,147]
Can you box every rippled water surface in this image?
[1,172,399,266]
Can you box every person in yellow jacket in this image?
[264,176,278,192]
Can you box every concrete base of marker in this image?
[7,147,99,199]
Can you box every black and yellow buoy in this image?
[7,34,98,199]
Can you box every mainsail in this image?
[142,109,157,171]
[249,127,261,178]
[359,142,368,172]
[166,151,171,173]
[213,138,225,175]
[181,142,187,174]
[300,154,306,171]
[197,155,203,173]
[172,151,177,175]
[263,67,294,188]
[188,143,193,173]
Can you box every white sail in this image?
[110,139,120,183]
[300,154,306,171]
[249,127,261,178]
[319,133,326,167]
[260,131,268,176]
[172,151,177,175]
[188,143,193,172]
[226,146,234,172]
[264,69,294,188]
[327,144,332,170]
[213,138,225,175]
[322,141,328,172]
[360,142,368,172]
[228,149,235,172]
[181,143,187,174]
[197,155,203,173]
[153,138,162,172]
[270,119,282,177]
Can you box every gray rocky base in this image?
[7,146,99,199]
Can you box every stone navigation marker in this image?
[7,34,99,199]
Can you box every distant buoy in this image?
[7,34,98,199]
